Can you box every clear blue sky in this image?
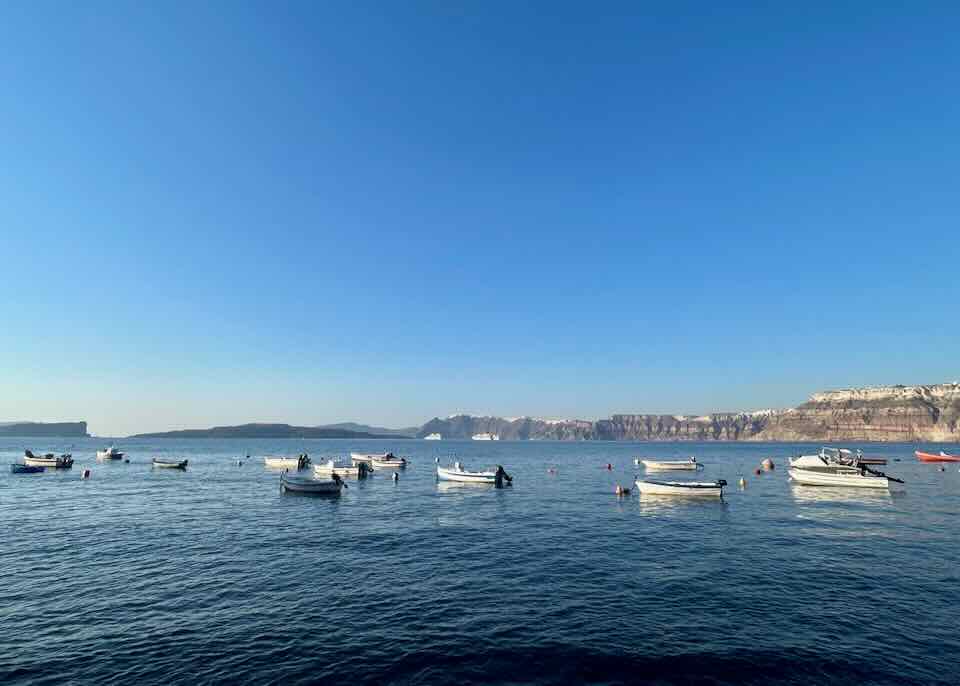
[2,2,958,436]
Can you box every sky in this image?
[1,1,959,436]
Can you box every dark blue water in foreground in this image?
[2,438,959,685]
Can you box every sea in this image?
[2,438,959,685]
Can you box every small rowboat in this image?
[96,446,124,461]
[437,462,512,486]
[371,454,407,469]
[11,464,45,474]
[280,472,344,495]
[264,455,310,469]
[915,450,960,463]
[313,460,372,479]
[152,458,188,470]
[634,479,727,497]
[24,450,74,469]
[350,452,387,465]
[639,457,702,471]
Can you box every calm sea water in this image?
[2,438,959,685]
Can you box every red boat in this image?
[915,450,960,463]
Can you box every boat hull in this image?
[281,476,342,494]
[23,456,73,469]
[313,462,369,479]
[635,479,725,496]
[641,460,701,471]
[264,457,308,469]
[436,466,496,484]
[153,459,188,469]
[350,452,386,464]
[788,468,889,489]
[371,459,406,469]
[915,450,960,463]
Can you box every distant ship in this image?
[472,433,500,441]
[424,433,442,440]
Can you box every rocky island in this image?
[0,421,88,437]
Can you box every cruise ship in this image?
[424,433,442,440]
[472,433,500,441]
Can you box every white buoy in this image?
[81,469,91,480]
[237,459,243,466]
[392,472,399,483]
[435,456,440,463]
[739,477,746,489]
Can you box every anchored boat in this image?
[23,450,74,469]
[350,452,387,465]
[264,454,310,470]
[280,472,344,495]
[634,479,727,497]
[915,450,960,463]
[436,461,512,486]
[371,453,407,469]
[638,457,702,471]
[788,447,903,489]
[96,445,124,461]
[313,459,372,479]
[152,458,188,470]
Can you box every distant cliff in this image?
[0,421,89,437]
[130,423,408,439]
[752,383,960,442]
[417,383,960,442]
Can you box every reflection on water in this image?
[3,437,960,686]
[789,484,895,505]
[435,480,497,493]
[636,493,729,515]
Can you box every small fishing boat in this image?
[788,448,903,489]
[371,453,407,469]
[264,454,310,469]
[96,445,124,461]
[634,479,727,497]
[280,472,344,495]
[350,452,387,465]
[436,462,512,486]
[10,464,45,474]
[915,450,960,463]
[638,457,702,471]
[313,459,372,479]
[23,450,74,469]
[152,458,188,470]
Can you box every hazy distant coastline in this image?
[8,383,960,443]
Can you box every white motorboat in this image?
[350,452,387,465]
[634,479,727,497]
[788,448,902,489]
[638,457,702,471]
[152,458,188,470]
[280,472,344,495]
[371,454,407,469]
[264,455,310,470]
[23,450,74,469]
[313,459,371,479]
[436,461,512,486]
[424,433,442,440]
[96,445,124,461]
